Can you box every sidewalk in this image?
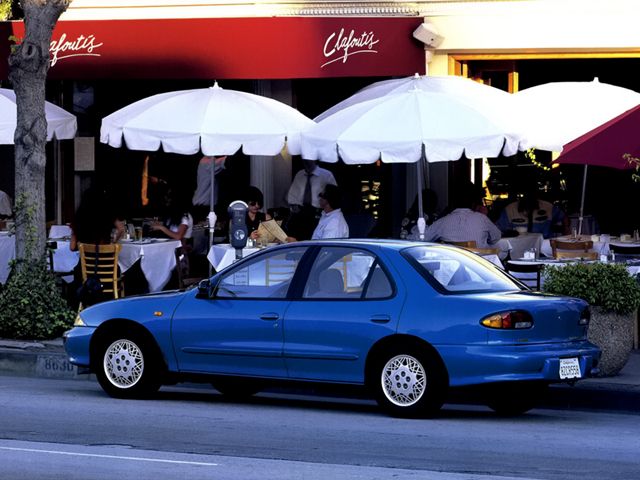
[1,337,639,412]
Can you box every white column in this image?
[250,80,294,211]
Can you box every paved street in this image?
[1,375,639,480]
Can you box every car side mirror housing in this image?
[196,279,213,298]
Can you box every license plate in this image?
[559,358,581,379]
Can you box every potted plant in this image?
[543,262,640,376]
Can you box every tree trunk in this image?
[8,0,69,262]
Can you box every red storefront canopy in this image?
[0,17,426,80]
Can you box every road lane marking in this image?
[0,446,219,466]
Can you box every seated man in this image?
[496,184,569,239]
[423,182,501,248]
[312,184,349,240]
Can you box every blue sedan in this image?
[64,240,600,417]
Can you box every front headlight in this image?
[73,313,87,327]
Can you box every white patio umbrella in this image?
[301,85,529,238]
[0,88,77,143]
[100,82,315,263]
[316,73,514,121]
[513,79,640,234]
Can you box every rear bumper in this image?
[438,341,601,387]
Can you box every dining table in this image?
[118,238,182,292]
[497,232,544,260]
[540,234,640,258]
[48,238,80,282]
[207,243,263,272]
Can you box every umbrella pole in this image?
[416,152,426,240]
[208,158,218,276]
[578,164,588,236]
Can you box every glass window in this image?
[364,264,393,299]
[403,245,521,293]
[303,247,377,299]
[216,247,307,299]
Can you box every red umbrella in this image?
[554,104,639,234]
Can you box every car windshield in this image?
[403,245,522,293]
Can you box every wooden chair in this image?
[550,239,595,259]
[265,257,297,286]
[466,246,500,255]
[554,250,599,260]
[443,240,477,248]
[78,243,124,300]
[505,261,543,290]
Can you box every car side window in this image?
[302,247,380,300]
[364,264,393,299]
[216,247,307,299]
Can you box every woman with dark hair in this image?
[150,187,193,248]
[70,186,125,251]
[245,186,272,240]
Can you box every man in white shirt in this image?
[286,160,337,240]
[0,190,12,218]
[191,155,227,221]
[423,182,501,248]
[312,184,349,240]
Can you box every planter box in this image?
[588,307,636,377]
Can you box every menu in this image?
[257,220,288,243]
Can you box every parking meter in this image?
[228,200,249,259]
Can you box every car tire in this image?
[486,382,548,416]
[373,347,446,418]
[212,378,262,399]
[95,332,161,399]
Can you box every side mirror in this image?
[196,279,212,298]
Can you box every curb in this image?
[1,341,639,413]
[0,347,86,380]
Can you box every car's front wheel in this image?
[95,332,161,399]
[373,348,446,418]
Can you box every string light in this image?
[525,148,552,171]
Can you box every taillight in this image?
[481,310,533,329]
[579,307,591,326]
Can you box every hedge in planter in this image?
[0,259,75,339]
[543,262,640,376]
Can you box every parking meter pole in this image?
[207,211,217,276]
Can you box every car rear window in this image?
[403,245,522,293]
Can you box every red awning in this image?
[0,17,426,80]
[556,104,640,169]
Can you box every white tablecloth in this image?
[48,224,72,239]
[0,233,15,283]
[207,244,261,272]
[50,239,79,283]
[540,235,640,258]
[498,233,544,260]
[119,239,182,292]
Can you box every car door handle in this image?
[370,314,391,324]
[260,313,280,321]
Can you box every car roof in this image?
[284,239,430,251]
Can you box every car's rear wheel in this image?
[373,348,446,418]
[95,332,161,399]
[212,378,262,399]
[486,382,548,416]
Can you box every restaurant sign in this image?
[0,17,425,80]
